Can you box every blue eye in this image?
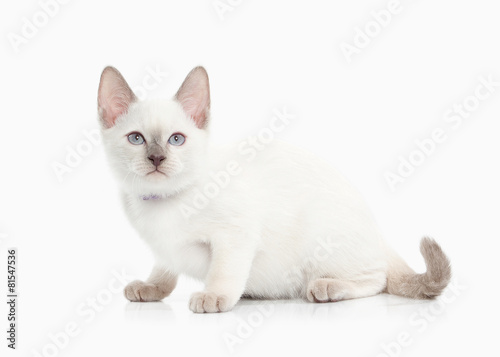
[168,133,185,146]
[128,133,145,145]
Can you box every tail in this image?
[385,237,451,299]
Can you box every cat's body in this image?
[122,140,387,299]
[97,66,451,313]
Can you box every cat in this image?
[97,65,451,313]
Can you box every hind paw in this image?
[306,278,346,303]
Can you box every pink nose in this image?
[148,155,165,167]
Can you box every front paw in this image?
[124,280,164,302]
[189,291,236,313]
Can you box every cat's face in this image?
[97,66,210,196]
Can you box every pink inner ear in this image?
[98,67,136,128]
[175,67,210,129]
[178,89,210,128]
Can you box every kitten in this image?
[97,66,451,313]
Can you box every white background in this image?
[1,0,499,356]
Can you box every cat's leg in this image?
[189,236,256,313]
[306,273,386,303]
[124,265,177,302]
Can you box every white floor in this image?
[14,273,488,357]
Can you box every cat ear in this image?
[98,66,137,128]
[175,66,210,129]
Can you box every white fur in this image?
[99,67,393,312]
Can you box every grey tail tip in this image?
[418,236,452,299]
[386,236,452,300]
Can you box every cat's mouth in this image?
[146,169,167,177]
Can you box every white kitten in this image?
[97,66,451,313]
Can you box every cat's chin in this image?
[124,171,194,199]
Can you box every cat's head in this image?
[97,66,210,197]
